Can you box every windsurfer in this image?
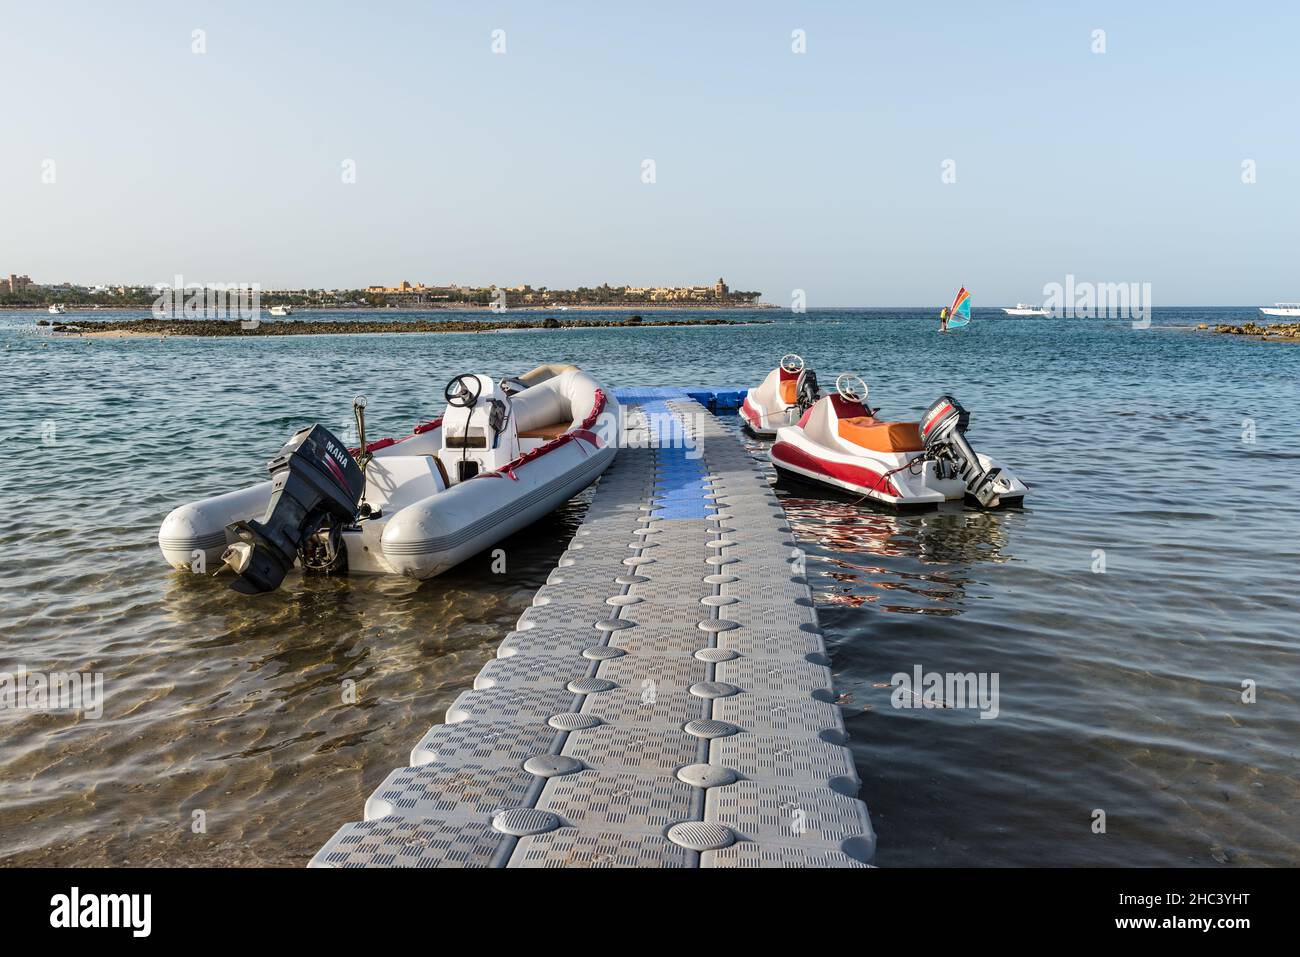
[939,306,949,332]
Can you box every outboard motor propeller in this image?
[220,424,365,594]
[920,396,1005,507]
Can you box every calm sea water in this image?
[1,308,1297,867]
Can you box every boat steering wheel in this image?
[835,373,869,405]
[444,374,482,408]
[780,353,805,374]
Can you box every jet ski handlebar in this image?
[835,373,869,404]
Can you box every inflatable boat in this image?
[740,354,820,438]
[159,364,619,593]
[771,374,1028,508]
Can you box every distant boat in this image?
[1259,302,1300,318]
[1002,303,1050,317]
[268,305,293,317]
[48,304,67,315]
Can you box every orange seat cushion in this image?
[518,422,569,440]
[837,417,924,453]
[778,379,798,404]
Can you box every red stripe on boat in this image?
[349,416,444,457]
[771,441,898,497]
[476,388,609,481]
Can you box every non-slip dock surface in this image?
[311,393,875,867]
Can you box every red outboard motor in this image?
[920,396,1004,507]
[221,424,365,594]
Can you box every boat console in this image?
[439,373,521,483]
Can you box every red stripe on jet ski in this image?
[771,441,898,497]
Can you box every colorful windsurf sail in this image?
[946,287,971,328]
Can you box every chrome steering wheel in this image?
[835,373,869,404]
[780,353,805,374]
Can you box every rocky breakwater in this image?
[1213,321,1300,342]
[68,315,768,338]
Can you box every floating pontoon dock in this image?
[311,389,876,867]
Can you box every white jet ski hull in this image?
[770,394,1028,508]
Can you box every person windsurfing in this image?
[943,287,971,331]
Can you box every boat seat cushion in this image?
[837,417,925,453]
[778,379,798,404]
[518,421,570,440]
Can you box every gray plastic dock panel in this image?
[311,392,875,868]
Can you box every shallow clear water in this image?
[1,308,1296,866]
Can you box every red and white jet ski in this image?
[740,354,820,438]
[771,374,1027,508]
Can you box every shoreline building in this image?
[6,273,34,295]
[360,277,761,307]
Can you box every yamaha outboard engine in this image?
[920,396,1005,507]
[220,424,365,594]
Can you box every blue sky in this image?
[2,0,1297,304]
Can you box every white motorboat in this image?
[1259,303,1300,318]
[268,305,294,317]
[739,354,819,438]
[770,374,1028,509]
[1002,303,1050,317]
[48,304,68,315]
[159,363,619,593]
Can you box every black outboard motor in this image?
[919,396,1004,507]
[221,424,365,594]
[795,368,819,411]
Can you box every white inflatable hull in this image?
[159,367,618,582]
[159,429,448,575]
[380,441,614,578]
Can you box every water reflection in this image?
[782,491,1023,613]
[730,410,1025,617]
